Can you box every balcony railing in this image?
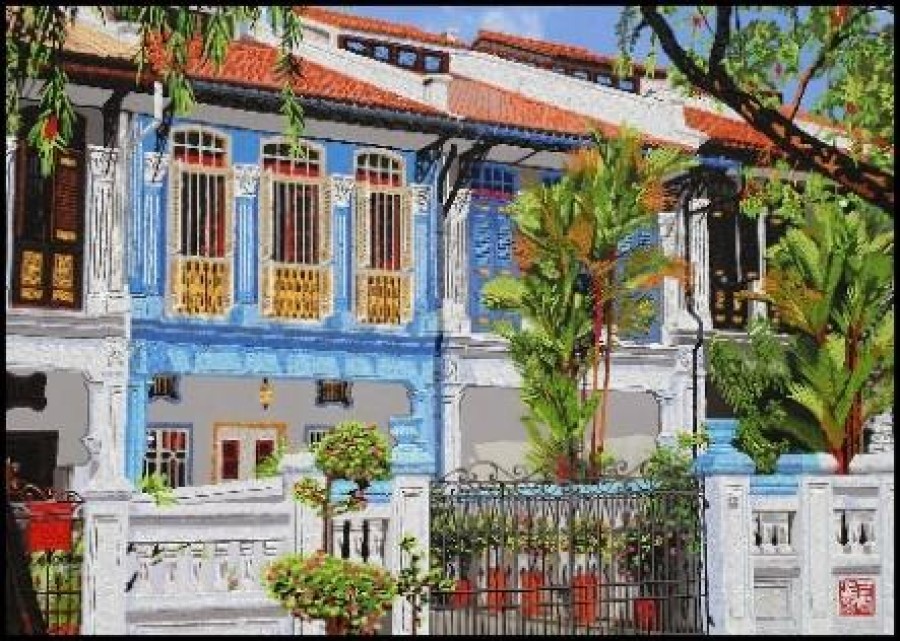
[261,263,331,321]
[170,256,231,317]
[356,270,411,325]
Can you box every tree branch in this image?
[787,7,875,121]
[709,6,732,69]
[640,5,894,214]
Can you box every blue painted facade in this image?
[124,114,442,481]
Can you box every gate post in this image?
[80,483,132,635]
[279,452,326,636]
[389,475,431,635]
[695,419,756,635]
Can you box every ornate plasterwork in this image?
[329,174,355,207]
[81,433,102,457]
[448,188,472,221]
[409,184,432,217]
[89,146,119,182]
[233,164,260,197]
[144,152,169,184]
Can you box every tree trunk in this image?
[590,274,604,474]
[844,329,863,473]
[598,296,614,462]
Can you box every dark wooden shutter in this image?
[11,114,85,310]
[220,440,240,481]
[48,149,84,308]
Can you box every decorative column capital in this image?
[329,174,355,207]
[143,152,169,184]
[88,146,119,182]
[233,163,260,197]
[409,184,432,217]
[448,187,472,220]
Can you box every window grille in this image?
[471,163,516,199]
[259,141,332,320]
[305,425,332,448]
[354,151,413,325]
[143,427,191,488]
[338,35,450,74]
[148,374,181,402]
[168,127,233,317]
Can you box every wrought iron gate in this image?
[429,463,708,636]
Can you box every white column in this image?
[705,475,755,634]
[83,339,130,490]
[442,384,464,475]
[80,486,131,635]
[6,137,17,310]
[389,475,431,636]
[443,188,471,335]
[86,146,120,315]
[799,477,833,635]
[658,211,679,345]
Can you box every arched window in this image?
[11,108,86,309]
[354,150,412,325]
[259,140,332,321]
[168,126,233,317]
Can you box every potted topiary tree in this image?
[263,420,395,635]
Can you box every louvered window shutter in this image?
[355,185,371,268]
[258,171,275,316]
[318,181,332,263]
[48,149,84,308]
[168,163,183,256]
[399,188,413,271]
[220,168,234,312]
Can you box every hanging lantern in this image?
[259,378,274,410]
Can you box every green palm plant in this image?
[484,128,694,475]
[739,202,893,472]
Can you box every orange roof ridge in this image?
[296,6,466,48]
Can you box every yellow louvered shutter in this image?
[168,163,184,313]
[399,188,413,271]
[220,168,234,313]
[258,171,275,317]
[355,185,371,268]
[356,273,369,323]
[318,179,332,263]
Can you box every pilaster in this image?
[329,174,355,329]
[140,152,168,295]
[443,188,471,334]
[799,476,833,635]
[85,146,120,315]
[125,374,152,483]
[234,163,259,304]
[440,356,464,475]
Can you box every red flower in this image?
[830,6,849,30]
[846,102,858,115]
[42,115,59,141]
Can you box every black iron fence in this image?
[9,488,84,636]
[429,463,707,636]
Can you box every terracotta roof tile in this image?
[145,35,438,115]
[472,29,663,76]
[684,106,774,150]
[297,6,465,48]
[451,75,688,148]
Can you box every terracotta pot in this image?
[486,567,510,612]
[634,597,659,632]
[47,623,80,635]
[325,618,347,636]
[450,577,475,609]
[572,571,600,626]
[520,569,544,618]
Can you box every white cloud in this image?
[478,8,548,39]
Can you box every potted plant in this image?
[264,551,397,635]
[264,420,396,635]
[514,514,556,618]
[570,515,607,626]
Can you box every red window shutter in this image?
[255,439,275,467]
[221,439,240,480]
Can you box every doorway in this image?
[212,422,287,483]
